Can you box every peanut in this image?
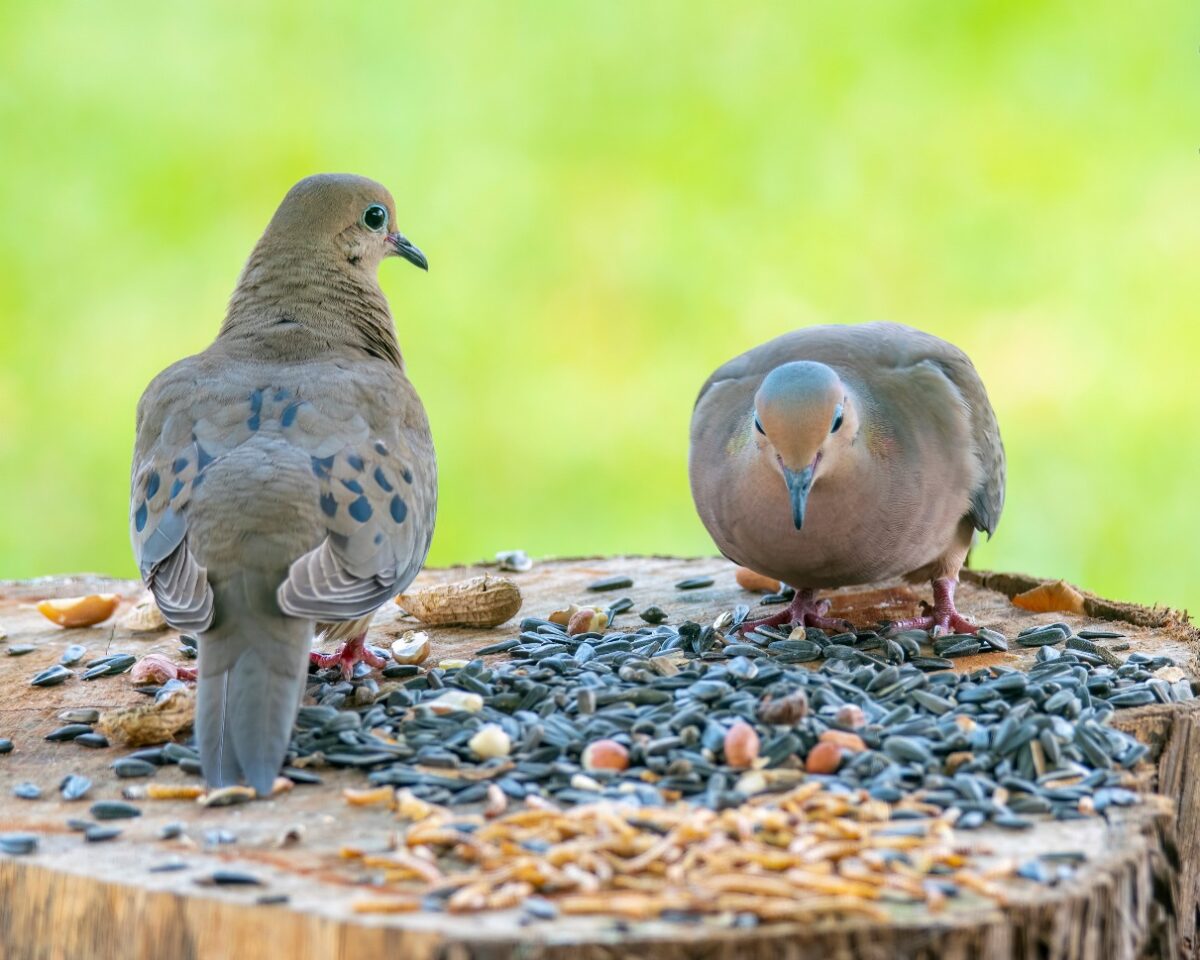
[735,567,781,593]
[398,575,522,627]
[37,593,120,628]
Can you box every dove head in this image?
[261,173,428,272]
[223,174,426,366]
[752,361,857,530]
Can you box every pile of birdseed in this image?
[282,606,1179,829]
[5,597,1187,843]
[339,779,1047,923]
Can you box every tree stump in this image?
[0,558,1196,960]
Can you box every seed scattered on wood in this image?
[198,786,256,808]
[81,652,137,680]
[46,723,93,742]
[60,774,92,800]
[90,801,142,820]
[36,593,121,628]
[119,596,167,632]
[586,575,633,592]
[85,826,122,843]
[31,664,73,687]
[75,732,110,748]
[735,567,781,593]
[0,833,38,856]
[59,708,99,724]
[675,576,715,591]
[130,653,187,686]
[7,645,35,656]
[639,605,668,624]
[13,782,41,800]
[397,575,522,628]
[60,644,88,666]
[494,550,533,573]
[112,758,158,779]
[390,631,431,665]
[147,784,205,801]
[196,871,264,887]
[0,738,12,755]
[343,786,396,807]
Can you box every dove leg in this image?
[886,577,977,636]
[740,588,853,635]
[309,632,388,679]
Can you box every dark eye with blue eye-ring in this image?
[753,413,766,435]
[831,403,844,434]
[362,204,388,232]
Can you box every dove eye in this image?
[831,403,844,434]
[753,413,766,436]
[362,204,388,232]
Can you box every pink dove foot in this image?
[309,633,388,679]
[884,577,977,637]
[740,587,854,635]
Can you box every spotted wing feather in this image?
[276,399,433,622]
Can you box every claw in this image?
[884,578,979,636]
[740,588,854,636]
[309,634,387,679]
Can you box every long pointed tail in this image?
[196,581,312,796]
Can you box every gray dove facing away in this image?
[131,174,436,795]
[689,322,1004,636]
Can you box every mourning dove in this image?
[131,174,436,794]
[689,322,1004,635]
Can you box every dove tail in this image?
[196,582,312,796]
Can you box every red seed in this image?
[805,741,844,774]
[581,739,629,772]
[819,730,866,753]
[723,721,761,769]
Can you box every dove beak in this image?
[782,464,815,530]
[388,233,428,271]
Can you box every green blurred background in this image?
[1,2,1196,615]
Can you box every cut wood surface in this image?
[0,557,1196,960]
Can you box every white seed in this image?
[468,723,512,759]
[734,771,768,796]
[119,596,167,632]
[390,631,431,665]
[427,691,483,715]
[438,659,469,670]
[570,773,603,792]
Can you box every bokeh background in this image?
[1,3,1196,615]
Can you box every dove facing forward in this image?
[131,174,436,794]
[689,322,1005,636]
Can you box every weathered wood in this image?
[0,557,1196,960]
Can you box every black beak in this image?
[782,465,814,530]
[388,233,428,271]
